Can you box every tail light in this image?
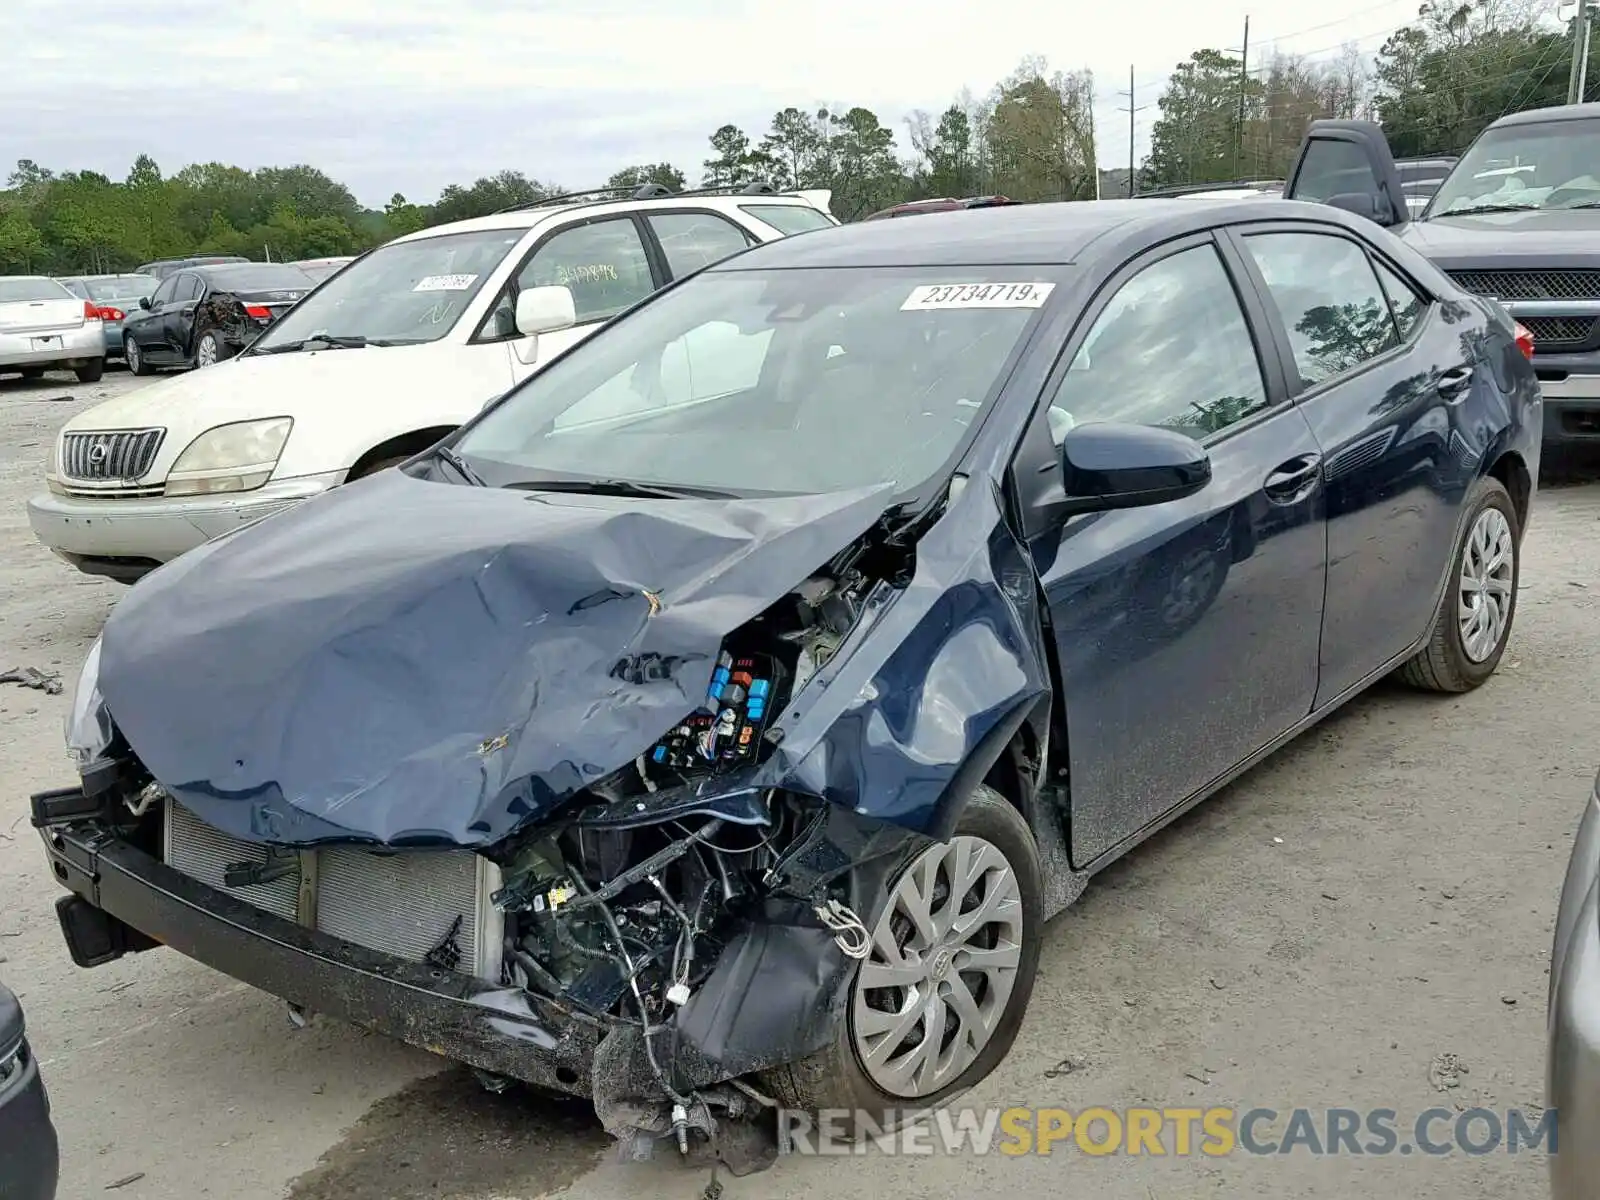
[244,304,273,319]
[95,306,124,322]
[82,300,100,321]
[1513,320,1535,361]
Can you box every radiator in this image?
[163,800,504,982]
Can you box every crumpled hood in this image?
[96,468,893,847]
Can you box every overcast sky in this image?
[6,0,1563,207]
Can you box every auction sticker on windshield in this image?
[413,274,479,292]
[902,282,1056,310]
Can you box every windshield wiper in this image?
[1558,200,1600,210]
[507,476,739,500]
[253,334,423,355]
[431,445,488,487]
[1437,202,1541,217]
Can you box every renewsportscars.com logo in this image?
[777,1106,1558,1157]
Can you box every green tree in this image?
[606,163,688,192]
[1144,49,1263,189]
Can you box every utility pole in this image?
[1569,0,1592,103]
[1235,16,1251,178]
[1117,65,1153,197]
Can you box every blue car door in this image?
[1014,233,1329,868]
[1225,224,1483,703]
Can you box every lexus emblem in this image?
[88,442,110,466]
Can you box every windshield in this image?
[0,278,72,302]
[739,204,835,235]
[81,275,158,302]
[454,266,1061,497]
[250,228,522,351]
[1427,120,1600,215]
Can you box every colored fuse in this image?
[739,725,754,745]
[747,700,764,719]
[719,683,747,705]
[750,679,770,699]
[732,671,753,688]
[653,746,666,762]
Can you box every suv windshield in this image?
[250,228,524,352]
[1427,119,1600,215]
[454,266,1062,497]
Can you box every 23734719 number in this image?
[901,282,1056,311]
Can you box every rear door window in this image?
[646,212,754,277]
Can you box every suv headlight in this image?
[164,417,292,497]
[65,635,114,770]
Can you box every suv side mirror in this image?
[515,286,576,337]
[1059,421,1210,512]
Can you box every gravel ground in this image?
[2,366,1597,1200]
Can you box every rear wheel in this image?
[124,335,153,376]
[1397,476,1520,692]
[195,330,231,368]
[762,784,1042,1134]
[74,359,104,384]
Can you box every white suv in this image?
[27,184,838,582]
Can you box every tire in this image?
[762,783,1043,1136]
[349,455,410,481]
[195,330,231,368]
[74,358,105,384]
[124,335,153,376]
[1396,476,1520,693]
[19,367,44,380]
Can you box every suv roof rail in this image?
[489,178,794,216]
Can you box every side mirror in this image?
[138,296,151,310]
[1325,191,1397,227]
[515,285,576,337]
[1059,421,1210,512]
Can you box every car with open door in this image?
[32,197,1539,1165]
[120,262,316,375]
[1281,105,1600,449]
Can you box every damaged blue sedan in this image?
[33,197,1540,1157]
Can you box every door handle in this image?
[1263,453,1322,503]
[180,307,195,316]
[1436,364,1473,400]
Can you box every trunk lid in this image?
[0,297,86,334]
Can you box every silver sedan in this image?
[1549,768,1600,1198]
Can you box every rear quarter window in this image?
[739,204,836,235]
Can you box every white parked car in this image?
[26,184,838,582]
[0,276,106,383]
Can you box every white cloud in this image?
[6,0,1452,204]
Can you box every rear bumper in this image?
[0,1039,59,1200]
[0,321,105,369]
[35,810,603,1096]
[26,473,341,580]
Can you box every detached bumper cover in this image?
[33,803,874,1104]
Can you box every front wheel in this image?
[124,335,153,376]
[762,784,1043,1134]
[1397,476,1520,692]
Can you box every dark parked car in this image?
[1280,105,1600,449]
[132,255,249,281]
[57,274,158,361]
[121,262,315,374]
[33,198,1539,1161]
[0,980,59,1200]
[1550,768,1600,1200]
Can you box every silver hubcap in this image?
[125,338,138,368]
[197,337,215,367]
[851,835,1024,1098]
[1458,507,1514,663]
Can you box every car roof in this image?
[713,198,1356,270]
[1488,102,1600,129]
[388,189,829,243]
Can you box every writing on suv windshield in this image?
[250,228,523,353]
[1429,120,1600,215]
[454,267,1063,499]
